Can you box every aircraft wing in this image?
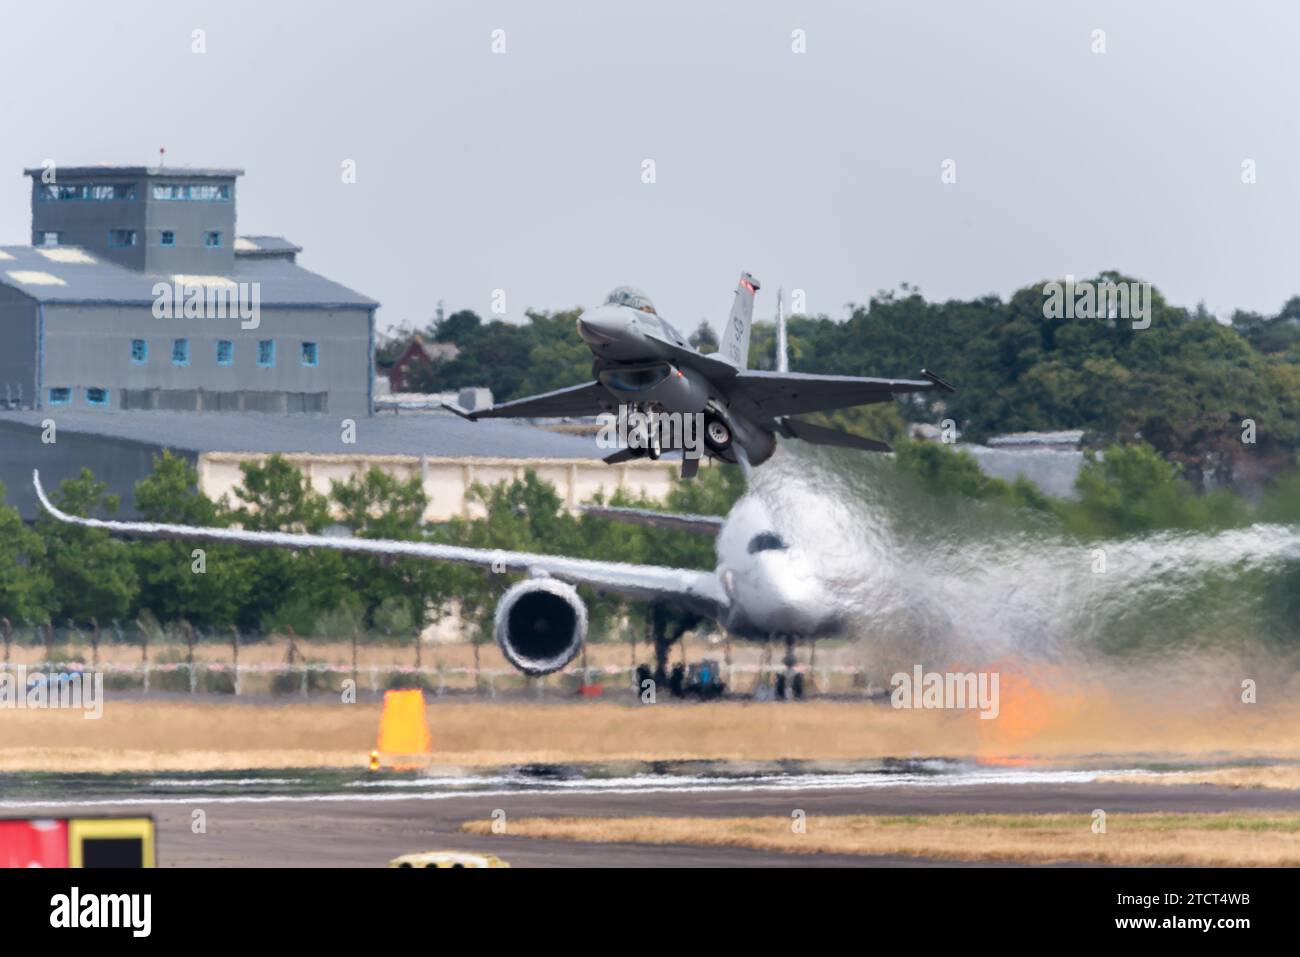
[32,471,727,619]
[726,368,954,420]
[444,380,610,421]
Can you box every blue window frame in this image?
[216,340,233,366]
[172,338,190,366]
[85,387,110,407]
[40,183,136,201]
[257,339,275,367]
[108,229,137,247]
[204,231,222,248]
[160,231,175,247]
[152,184,230,201]
[301,341,319,367]
[48,387,71,406]
[130,338,147,363]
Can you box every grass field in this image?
[4,690,1300,772]
[461,811,1300,866]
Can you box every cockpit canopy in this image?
[604,286,657,315]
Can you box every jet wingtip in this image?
[920,368,956,394]
[440,401,480,421]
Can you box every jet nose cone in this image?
[577,306,626,346]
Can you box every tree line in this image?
[379,275,1300,491]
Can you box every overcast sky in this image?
[2,0,1296,333]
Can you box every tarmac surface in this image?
[6,772,1300,867]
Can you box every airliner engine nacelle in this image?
[493,578,588,675]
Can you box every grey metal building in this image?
[0,165,376,415]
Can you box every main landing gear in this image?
[767,633,806,701]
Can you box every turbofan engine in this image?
[493,578,588,675]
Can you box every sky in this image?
[1,0,1296,334]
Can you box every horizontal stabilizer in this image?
[782,417,893,453]
[602,447,642,465]
[580,505,724,536]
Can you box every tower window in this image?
[204,231,222,248]
[301,341,319,367]
[48,387,71,406]
[172,338,190,366]
[216,340,233,366]
[257,339,275,367]
[160,231,175,247]
[108,229,137,247]
[130,339,147,363]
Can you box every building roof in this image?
[0,409,603,459]
[22,166,244,179]
[233,235,302,257]
[0,244,377,308]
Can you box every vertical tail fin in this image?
[719,272,760,368]
[775,286,789,373]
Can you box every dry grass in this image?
[4,689,1300,773]
[1099,765,1300,790]
[461,812,1300,866]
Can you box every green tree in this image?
[35,469,138,624]
[131,451,252,627]
[0,481,53,623]
[330,467,453,629]
[231,455,347,632]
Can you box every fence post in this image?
[351,628,359,692]
[230,625,241,696]
[90,617,100,670]
[43,620,54,668]
[138,618,150,694]
[2,618,10,667]
[184,620,197,694]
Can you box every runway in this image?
[4,763,1299,866]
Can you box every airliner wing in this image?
[32,471,726,619]
[727,368,954,420]
[444,380,609,420]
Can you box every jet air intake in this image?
[597,362,709,412]
[493,578,588,675]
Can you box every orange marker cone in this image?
[375,689,431,770]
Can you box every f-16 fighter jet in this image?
[444,273,954,477]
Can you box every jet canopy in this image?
[604,286,657,314]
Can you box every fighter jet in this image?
[33,471,840,695]
[444,273,954,476]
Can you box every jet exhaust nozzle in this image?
[493,578,588,676]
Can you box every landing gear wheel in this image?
[704,414,732,454]
[791,672,805,700]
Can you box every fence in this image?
[0,616,877,698]
[0,659,875,699]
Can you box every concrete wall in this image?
[40,303,372,415]
[0,284,37,407]
[197,453,682,521]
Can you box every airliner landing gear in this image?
[635,602,701,701]
[768,633,806,701]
